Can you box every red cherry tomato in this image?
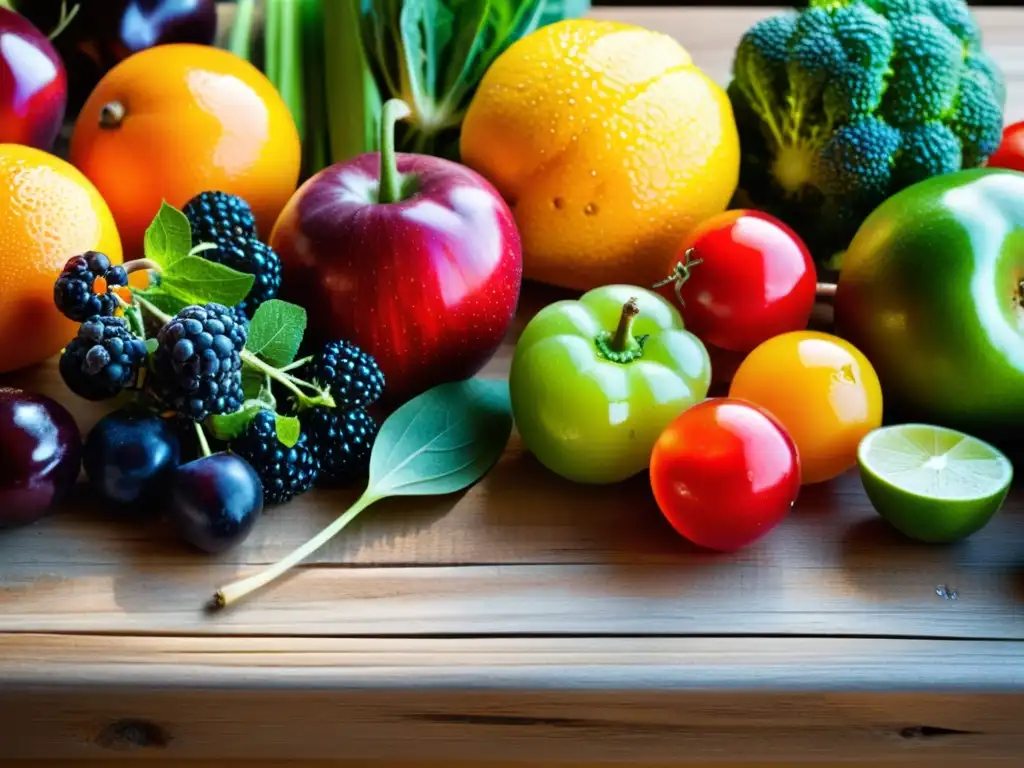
[655,210,817,353]
[649,398,801,552]
[987,121,1024,172]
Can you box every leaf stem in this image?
[378,99,413,204]
[228,0,257,60]
[48,1,80,41]
[124,258,162,275]
[194,421,213,458]
[240,350,335,409]
[278,355,313,373]
[211,491,378,609]
[133,293,172,325]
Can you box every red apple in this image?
[0,8,67,149]
[271,100,523,405]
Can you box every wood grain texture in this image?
[3,4,1024,765]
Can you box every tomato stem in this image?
[652,248,703,307]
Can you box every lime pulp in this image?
[857,424,1013,543]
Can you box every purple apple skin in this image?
[0,388,82,529]
[271,152,523,406]
[0,8,67,150]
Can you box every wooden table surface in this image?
[4,5,1024,766]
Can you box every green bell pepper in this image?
[510,285,711,484]
[834,167,1024,438]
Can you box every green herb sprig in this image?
[211,377,513,608]
[126,203,334,449]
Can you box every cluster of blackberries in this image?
[183,191,283,317]
[230,340,383,504]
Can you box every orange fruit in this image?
[70,43,300,259]
[460,20,740,292]
[0,144,122,373]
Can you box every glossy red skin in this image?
[272,152,523,405]
[650,398,801,553]
[0,388,82,528]
[657,210,817,353]
[0,9,67,150]
[987,122,1024,173]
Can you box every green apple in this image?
[834,168,1024,440]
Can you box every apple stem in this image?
[652,248,703,307]
[378,99,413,205]
[100,101,126,130]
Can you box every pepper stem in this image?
[595,298,645,364]
[611,298,640,353]
[378,99,413,205]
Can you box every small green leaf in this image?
[247,299,307,367]
[144,202,193,270]
[136,286,190,317]
[144,338,158,354]
[275,414,301,448]
[160,256,255,307]
[241,368,265,400]
[208,402,265,441]
[367,378,512,498]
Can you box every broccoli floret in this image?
[728,0,1005,266]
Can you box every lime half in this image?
[857,424,1014,543]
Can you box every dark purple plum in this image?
[83,408,181,508]
[0,387,81,528]
[0,9,67,149]
[169,453,263,554]
[18,0,217,111]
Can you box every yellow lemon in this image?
[460,19,740,292]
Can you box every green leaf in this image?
[144,338,158,354]
[367,378,512,498]
[160,256,255,308]
[144,202,193,270]
[136,286,190,317]
[208,402,265,441]
[275,414,301,448]
[247,299,307,367]
[241,368,265,400]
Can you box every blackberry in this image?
[151,303,248,421]
[59,316,148,401]
[183,191,257,244]
[301,340,385,410]
[199,234,282,317]
[302,407,378,486]
[230,410,319,505]
[53,251,128,322]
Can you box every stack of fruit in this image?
[1,0,1024,608]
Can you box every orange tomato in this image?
[728,331,883,485]
[70,44,300,258]
[0,144,122,373]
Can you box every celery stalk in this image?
[277,0,305,142]
[323,0,381,163]
[300,0,329,174]
[227,0,257,60]
[264,0,282,91]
